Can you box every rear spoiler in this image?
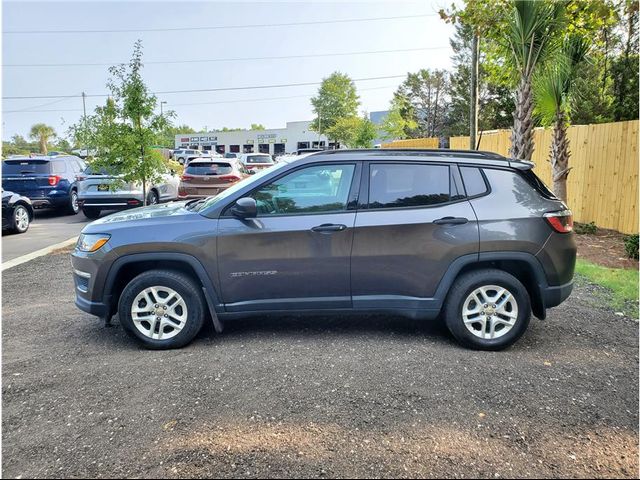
[508,159,535,170]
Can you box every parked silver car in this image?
[77,165,180,219]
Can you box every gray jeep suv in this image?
[71,149,576,351]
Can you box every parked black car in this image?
[2,190,34,234]
[71,149,576,351]
[2,155,85,215]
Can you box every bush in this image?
[624,234,639,260]
[574,221,597,235]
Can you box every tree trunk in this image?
[40,136,47,154]
[142,176,147,206]
[509,74,535,161]
[550,111,570,203]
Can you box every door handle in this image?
[433,216,469,225]
[311,223,347,233]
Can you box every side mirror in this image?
[231,197,257,219]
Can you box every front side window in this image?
[251,164,355,216]
[368,164,450,209]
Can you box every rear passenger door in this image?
[350,162,479,312]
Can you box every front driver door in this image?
[217,162,360,312]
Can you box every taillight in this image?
[48,175,62,186]
[181,174,194,181]
[544,209,573,233]
[218,175,241,183]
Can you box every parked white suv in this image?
[77,165,180,219]
[173,149,210,165]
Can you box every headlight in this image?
[77,233,110,252]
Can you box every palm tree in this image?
[29,123,56,154]
[507,0,563,161]
[534,36,590,202]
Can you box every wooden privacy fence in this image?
[383,120,639,234]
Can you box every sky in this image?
[2,0,455,141]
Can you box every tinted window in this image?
[3,159,51,174]
[251,164,355,215]
[185,162,233,176]
[369,164,450,208]
[246,155,272,164]
[460,167,488,197]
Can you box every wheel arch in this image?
[103,253,224,332]
[434,252,548,320]
[13,200,34,220]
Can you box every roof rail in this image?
[318,148,506,160]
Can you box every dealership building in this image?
[174,120,333,156]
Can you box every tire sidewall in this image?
[118,270,205,349]
[13,205,29,233]
[445,270,531,351]
[68,190,80,214]
[82,207,101,220]
[147,190,159,205]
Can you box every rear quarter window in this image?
[460,166,489,197]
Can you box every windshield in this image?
[245,155,272,164]
[197,162,287,210]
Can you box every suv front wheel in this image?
[444,269,531,351]
[118,270,205,349]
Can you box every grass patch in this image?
[575,259,639,318]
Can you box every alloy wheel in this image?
[462,285,518,340]
[14,206,29,232]
[131,286,188,340]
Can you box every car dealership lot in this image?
[2,250,638,479]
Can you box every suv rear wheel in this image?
[444,269,531,351]
[66,189,80,215]
[118,270,205,349]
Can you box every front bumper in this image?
[71,247,113,319]
[75,294,111,318]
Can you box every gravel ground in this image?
[2,250,638,479]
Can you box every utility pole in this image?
[160,100,167,117]
[82,92,87,155]
[469,33,479,150]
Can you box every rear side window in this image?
[460,167,489,197]
[51,160,67,173]
[519,169,557,199]
[3,159,51,174]
[368,164,450,209]
[185,162,233,175]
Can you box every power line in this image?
[4,46,448,68]
[3,85,400,114]
[4,13,436,34]
[3,74,406,100]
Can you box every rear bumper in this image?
[541,280,574,309]
[78,196,143,210]
[28,196,68,209]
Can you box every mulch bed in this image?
[575,227,638,270]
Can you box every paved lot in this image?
[1,209,92,262]
[2,250,638,478]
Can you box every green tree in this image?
[29,123,56,154]
[79,40,170,205]
[250,123,266,130]
[310,72,360,141]
[380,97,417,141]
[325,116,361,147]
[507,0,565,161]
[353,115,378,148]
[394,69,450,138]
[158,124,195,148]
[534,35,590,201]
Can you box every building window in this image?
[297,142,310,150]
[258,143,269,154]
[230,145,240,153]
[243,144,254,153]
[216,145,225,155]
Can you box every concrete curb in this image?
[1,236,78,272]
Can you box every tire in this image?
[177,157,185,165]
[443,269,531,351]
[82,207,101,219]
[66,189,80,215]
[12,205,30,233]
[118,269,205,349]
[147,189,159,205]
